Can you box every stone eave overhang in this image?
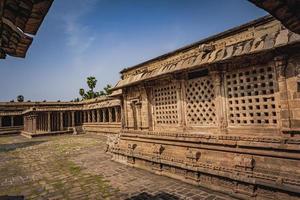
[249,0,300,34]
[0,0,54,59]
[0,101,83,106]
[0,111,23,116]
[22,107,83,115]
[83,99,121,110]
[119,15,274,74]
[113,16,300,90]
[114,43,299,91]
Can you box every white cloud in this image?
[62,0,98,64]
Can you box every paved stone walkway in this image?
[0,134,235,200]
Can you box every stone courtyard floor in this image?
[0,134,235,200]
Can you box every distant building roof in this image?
[0,0,53,59]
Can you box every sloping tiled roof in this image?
[0,0,53,59]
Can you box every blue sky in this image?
[0,0,266,102]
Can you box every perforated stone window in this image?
[186,76,217,125]
[153,83,178,125]
[226,66,278,126]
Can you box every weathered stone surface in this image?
[0,134,231,200]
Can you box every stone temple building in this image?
[1,15,300,199]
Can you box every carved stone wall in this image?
[185,75,217,126]
[112,51,300,199]
[123,86,149,130]
[153,82,178,125]
[225,65,279,127]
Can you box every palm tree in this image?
[87,77,97,92]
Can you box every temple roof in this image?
[249,0,300,34]
[114,16,300,90]
[0,0,53,59]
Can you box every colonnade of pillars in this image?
[0,115,23,127]
[82,106,121,123]
[24,111,79,133]
[23,106,121,134]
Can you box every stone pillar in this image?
[210,67,227,134]
[43,114,46,131]
[97,109,100,122]
[0,116,2,127]
[136,103,142,129]
[101,108,105,122]
[87,111,91,123]
[36,114,39,132]
[11,116,14,127]
[23,116,26,131]
[121,96,126,129]
[115,107,119,122]
[275,55,290,130]
[145,86,153,131]
[71,111,75,127]
[60,112,64,131]
[108,108,112,123]
[32,114,37,134]
[92,110,95,122]
[47,112,51,132]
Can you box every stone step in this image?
[21,130,73,138]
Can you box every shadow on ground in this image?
[0,196,24,200]
[0,141,45,153]
[126,192,179,200]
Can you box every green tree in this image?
[78,76,112,100]
[87,77,97,92]
[103,84,112,95]
[17,95,24,102]
[79,88,85,98]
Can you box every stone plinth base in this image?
[21,130,73,138]
[0,126,23,136]
[110,130,300,200]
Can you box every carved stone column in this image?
[97,109,100,122]
[32,114,37,134]
[136,103,142,129]
[47,112,51,132]
[108,108,112,123]
[36,114,40,132]
[87,111,90,123]
[176,74,187,129]
[102,108,107,122]
[115,107,119,122]
[92,110,95,123]
[71,111,75,127]
[210,66,227,134]
[274,55,290,130]
[60,112,64,131]
[23,116,26,131]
